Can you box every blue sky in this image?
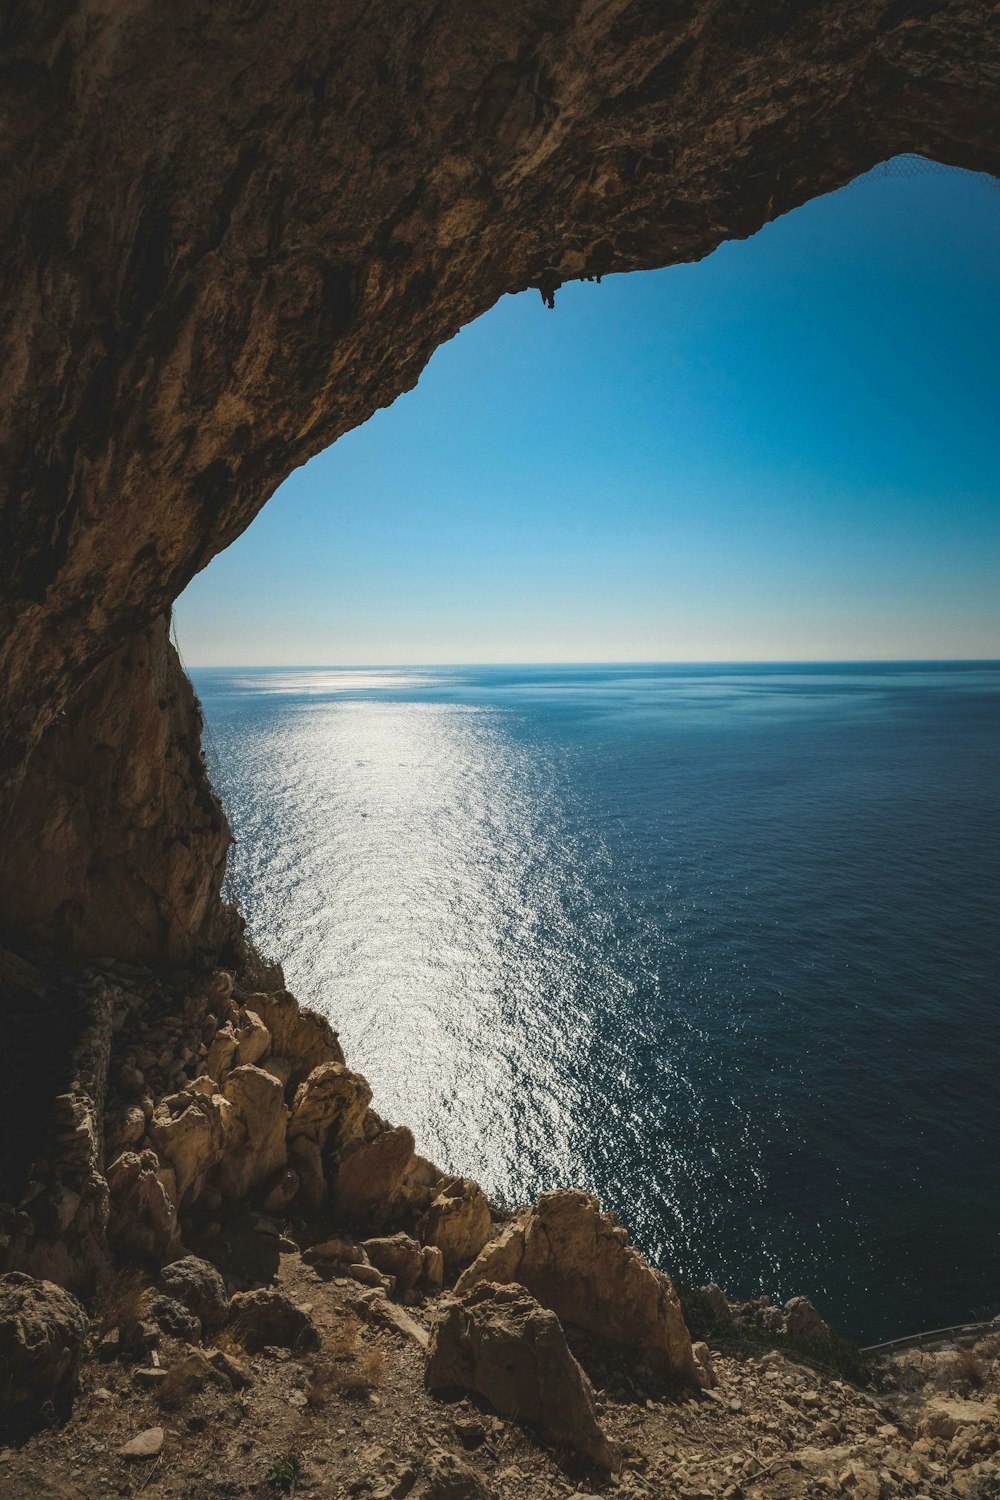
[177,160,1000,665]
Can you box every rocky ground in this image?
[1,949,998,1499]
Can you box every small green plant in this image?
[266,1452,302,1495]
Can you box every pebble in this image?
[119,1427,164,1460]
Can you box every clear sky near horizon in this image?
[176,159,1000,666]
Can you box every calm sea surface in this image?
[191,662,1000,1343]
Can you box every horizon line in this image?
[183,656,1000,670]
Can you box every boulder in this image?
[363,1233,425,1295]
[691,1340,716,1389]
[783,1295,832,1340]
[335,1124,415,1225]
[917,1396,999,1441]
[421,1244,445,1294]
[245,990,345,1082]
[0,1272,89,1427]
[419,1179,492,1270]
[149,1084,230,1207]
[426,1282,615,1469]
[158,1255,229,1334]
[216,1065,287,1201]
[203,1024,239,1083]
[227,1288,320,1352]
[455,1189,695,1382]
[148,1294,201,1342]
[287,1062,371,1152]
[106,1149,181,1264]
[235,1009,271,1067]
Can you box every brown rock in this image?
[157,1255,229,1334]
[120,1426,165,1460]
[287,1062,371,1151]
[106,1149,180,1265]
[455,1188,695,1382]
[335,1124,416,1226]
[692,1340,717,1389]
[419,1179,493,1271]
[0,1272,89,1427]
[247,991,345,1081]
[149,1084,230,1207]
[216,1065,288,1201]
[363,1233,425,1295]
[203,1023,239,1083]
[917,1396,999,1441]
[227,1288,320,1352]
[235,1009,271,1066]
[426,1282,615,1468]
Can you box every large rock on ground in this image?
[0,1272,89,1427]
[456,1189,695,1383]
[227,1288,320,1352]
[419,1178,493,1270]
[158,1255,229,1335]
[288,1062,371,1146]
[426,1281,614,1469]
[363,1233,425,1296]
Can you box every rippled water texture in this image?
[191,663,1000,1341]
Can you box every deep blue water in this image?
[191,661,1000,1343]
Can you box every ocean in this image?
[190,661,1000,1344]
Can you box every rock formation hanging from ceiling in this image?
[0,0,997,960]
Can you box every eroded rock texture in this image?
[0,616,236,964]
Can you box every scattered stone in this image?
[426,1281,615,1469]
[119,1426,164,1459]
[917,1395,998,1440]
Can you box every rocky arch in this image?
[0,0,997,960]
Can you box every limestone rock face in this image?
[0,619,237,964]
[248,993,346,1083]
[426,1281,615,1469]
[335,1125,416,1227]
[0,1272,89,1428]
[216,1065,288,1202]
[106,1149,180,1265]
[419,1179,493,1271]
[0,3,997,971]
[456,1189,695,1382]
[149,1082,230,1209]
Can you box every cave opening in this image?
[167,157,1000,1341]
